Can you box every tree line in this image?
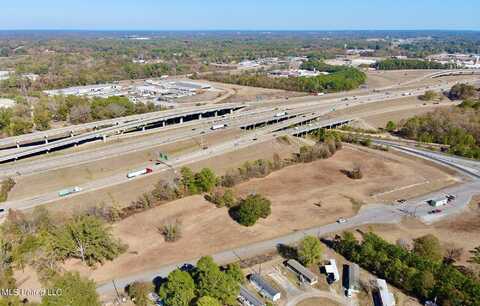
[199,68,366,93]
[128,256,244,306]
[332,232,480,306]
[0,207,125,305]
[0,95,161,137]
[373,58,455,70]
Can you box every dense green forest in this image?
[332,232,480,306]
[374,58,455,70]
[201,68,366,93]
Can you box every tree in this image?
[385,121,397,132]
[297,236,323,266]
[225,262,244,284]
[195,168,217,193]
[419,90,439,101]
[449,83,477,100]
[235,194,271,226]
[33,101,52,130]
[196,296,222,306]
[180,167,198,195]
[46,215,126,266]
[128,281,154,306]
[195,256,240,305]
[41,272,100,306]
[413,234,443,262]
[159,269,196,306]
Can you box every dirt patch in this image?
[296,298,340,306]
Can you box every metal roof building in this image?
[249,274,281,302]
[376,278,396,306]
[285,259,318,285]
[238,286,266,306]
[346,264,360,296]
[325,259,340,283]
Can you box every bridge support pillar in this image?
[179,117,183,124]
[214,111,218,117]
[199,113,202,120]
[16,141,20,149]
[230,109,233,114]
[142,126,146,132]
[44,137,48,144]
[102,135,107,142]
[70,131,74,137]
[162,121,166,127]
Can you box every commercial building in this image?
[285,259,318,285]
[238,286,266,306]
[249,274,281,302]
[345,264,360,297]
[428,197,448,207]
[376,278,396,306]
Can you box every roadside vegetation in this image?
[331,232,480,305]
[0,177,15,202]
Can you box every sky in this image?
[0,0,479,31]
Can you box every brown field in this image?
[365,70,437,88]
[362,105,450,128]
[62,145,455,284]
[296,298,341,306]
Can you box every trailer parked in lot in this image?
[127,168,153,179]
[58,186,82,197]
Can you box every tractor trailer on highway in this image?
[58,186,82,197]
[211,123,228,130]
[274,111,288,117]
[127,168,153,179]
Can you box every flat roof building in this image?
[285,259,318,285]
[325,259,340,283]
[345,264,360,296]
[429,197,448,207]
[376,278,395,306]
[249,274,281,302]
[238,286,266,306]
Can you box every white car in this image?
[337,218,347,224]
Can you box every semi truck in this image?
[127,168,153,179]
[58,186,82,197]
[274,111,288,117]
[211,123,228,130]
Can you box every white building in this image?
[376,278,396,306]
[324,259,340,283]
[428,197,448,207]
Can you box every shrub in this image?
[161,220,182,242]
[233,194,271,227]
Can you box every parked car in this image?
[337,218,347,224]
